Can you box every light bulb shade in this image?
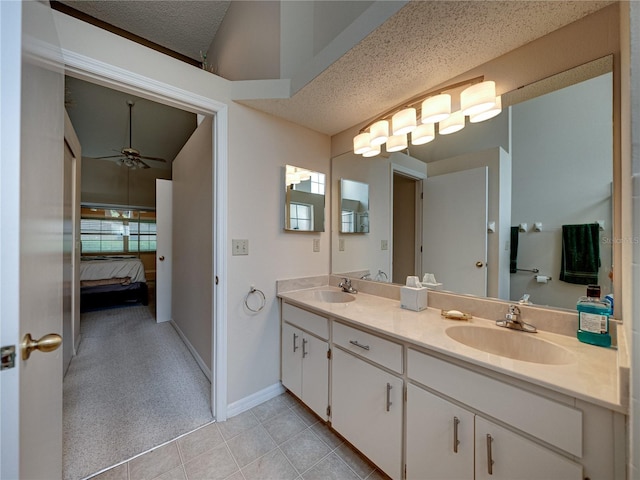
[386,134,407,152]
[461,81,497,116]
[392,108,417,135]
[438,110,465,135]
[421,94,451,124]
[369,120,389,146]
[362,144,381,157]
[469,95,502,123]
[411,123,435,145]
[353,132,372,154]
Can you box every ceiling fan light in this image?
[461,80,497,116]
[438,110,465,135]
[392,108,417,135]
[369,120,389,146]
[386,134,408,152]
[411,123,435,145]
[421,94,451,124]
[354,132,372,154]
[362,144,381,157]
[469,95,502,123]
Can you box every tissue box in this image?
[401,286,428,311]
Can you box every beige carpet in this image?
[63,305,213,480]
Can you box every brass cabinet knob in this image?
[475,261,484,268]
[21,333,62,360]
[159,256,165,261]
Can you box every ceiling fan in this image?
[92,100,167,169]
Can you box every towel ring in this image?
[245,287,266,313]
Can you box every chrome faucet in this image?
[496,304,537,333]
[360,273,372,280]
[338,277,358,294]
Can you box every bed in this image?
[80,256,149,311]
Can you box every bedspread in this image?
[80,257,146,284]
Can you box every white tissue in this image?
[406,276,421,288]
[535,275,549,284]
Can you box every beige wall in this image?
[172,117,213,371]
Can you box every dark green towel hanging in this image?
[560,223,600,285]
[510,226,519,274]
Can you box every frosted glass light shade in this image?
[369,120,389,146]
[461,81,496,116]
[353,132,372,154]
[469,95,502,123]
[362,144,381,157]
[438,110,465,135]
[386,134,407,152]
[411,123,435,145]
[392,108,417,135]
[421,94,451,124]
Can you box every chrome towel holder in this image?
[245,286,266,313]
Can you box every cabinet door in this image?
[475,417,582,480]
[406,384,474,480]
[331,348,403,480]
[281,322,302,398]
[301,333,328,420]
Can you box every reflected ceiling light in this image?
[353,132,372,154]
[411,123,435,145]
[352,76,498,156]
[439,110,465,135]
[421,94,451,124]
[392,108,417,135]
[362,144,381,157]
[469,95,502,123]
[461,80,497,116]
[386,134,408,152]
[369,120,389,146]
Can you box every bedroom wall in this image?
[172,116,213,372]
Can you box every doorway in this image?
[392,172,422,284]
[62,69,226,473]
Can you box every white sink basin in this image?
[445,325,575,365]
[309,289,356,303]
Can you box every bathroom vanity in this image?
[278,283,628,480]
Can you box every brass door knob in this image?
[475,261,484,268]
[159,256,165,261]
[21,333,62,360]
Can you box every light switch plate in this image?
[313,238,320,252]
[232,239,249,256]
[381,240,388,251]
[339,238,345,251]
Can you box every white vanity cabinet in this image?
[281,303,329,420]
[331,323,404,480]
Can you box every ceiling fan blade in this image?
[138,160,151,169]
[88,154,125,160]
[138,155,167,162]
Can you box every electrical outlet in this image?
[232,239,249,256]
[381,240,388,251]
[313,238,320,252]
[339,238,345,251]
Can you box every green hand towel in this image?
[510,226,519,274]
[560,223,600,285]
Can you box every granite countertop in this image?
[278,285,627,413]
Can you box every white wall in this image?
[54,10,331,410]
[172,117,213,371]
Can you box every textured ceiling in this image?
[239,0,614,136]
[58,0,230,61]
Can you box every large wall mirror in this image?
[332,56,616,314]
[340,179,370,233]
[284,164,326,232]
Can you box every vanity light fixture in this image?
[353,75,502,157]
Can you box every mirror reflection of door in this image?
[422,167,488,296]
[392,173,421,284]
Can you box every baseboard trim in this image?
[226,382,285,418]
[170,320,212,382]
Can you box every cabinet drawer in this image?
[408,348,582,457]
[282,302,329,339]
[333,321,403,373]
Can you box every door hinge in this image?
[327,348,332,359]
[404,464,407,478]
[1,345,16,370]
[421,192,424,199]
[326,405,331,417]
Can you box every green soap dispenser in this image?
[576,285,612,348]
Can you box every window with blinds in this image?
[80,208,156,254]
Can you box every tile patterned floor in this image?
[91,392,389,480]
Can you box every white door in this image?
[0,2,65,479]
[422,167,488,296]
[156,179,172,322]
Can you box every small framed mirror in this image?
[284,165,326,232]
[340,178,369,233]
